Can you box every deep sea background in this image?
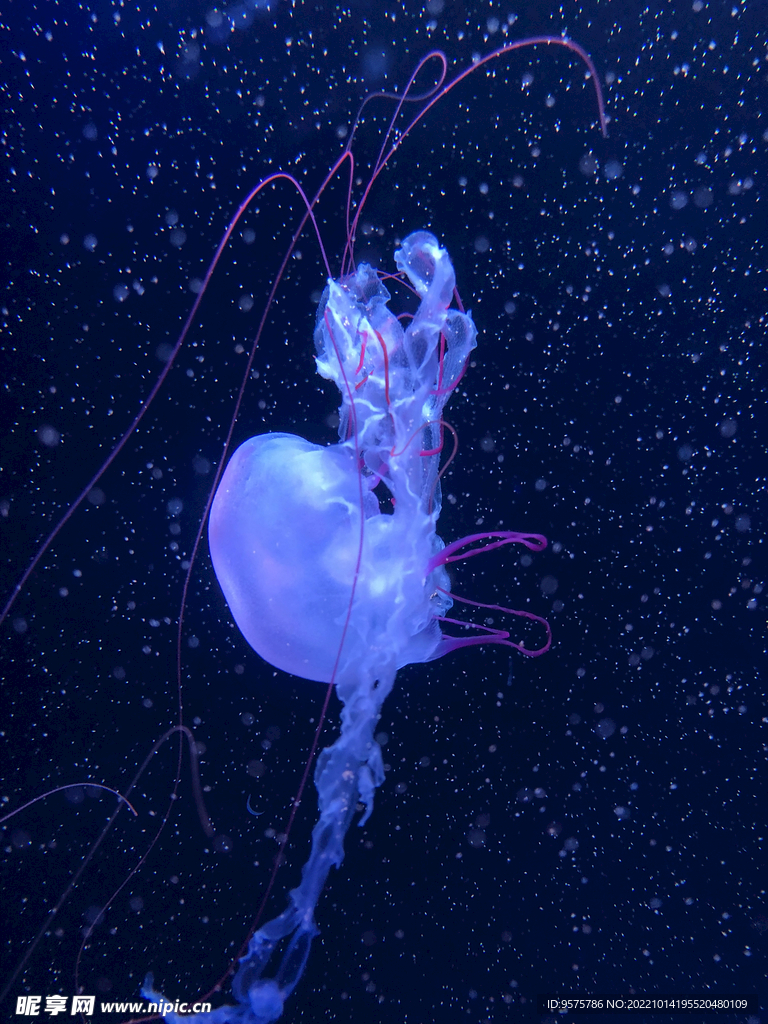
[1,1,765,1023]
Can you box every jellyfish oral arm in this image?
[143,658,388,1021]
[144,662,393,1024]
[232,659,390,1023]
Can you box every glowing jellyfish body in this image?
[145,233,490,1021]
[207,232,471,684]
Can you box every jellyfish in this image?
[2,31,608,1022]
[143,231,549,1021]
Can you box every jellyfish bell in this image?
[208,431,453,683]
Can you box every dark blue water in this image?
[2,2,765,1022]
